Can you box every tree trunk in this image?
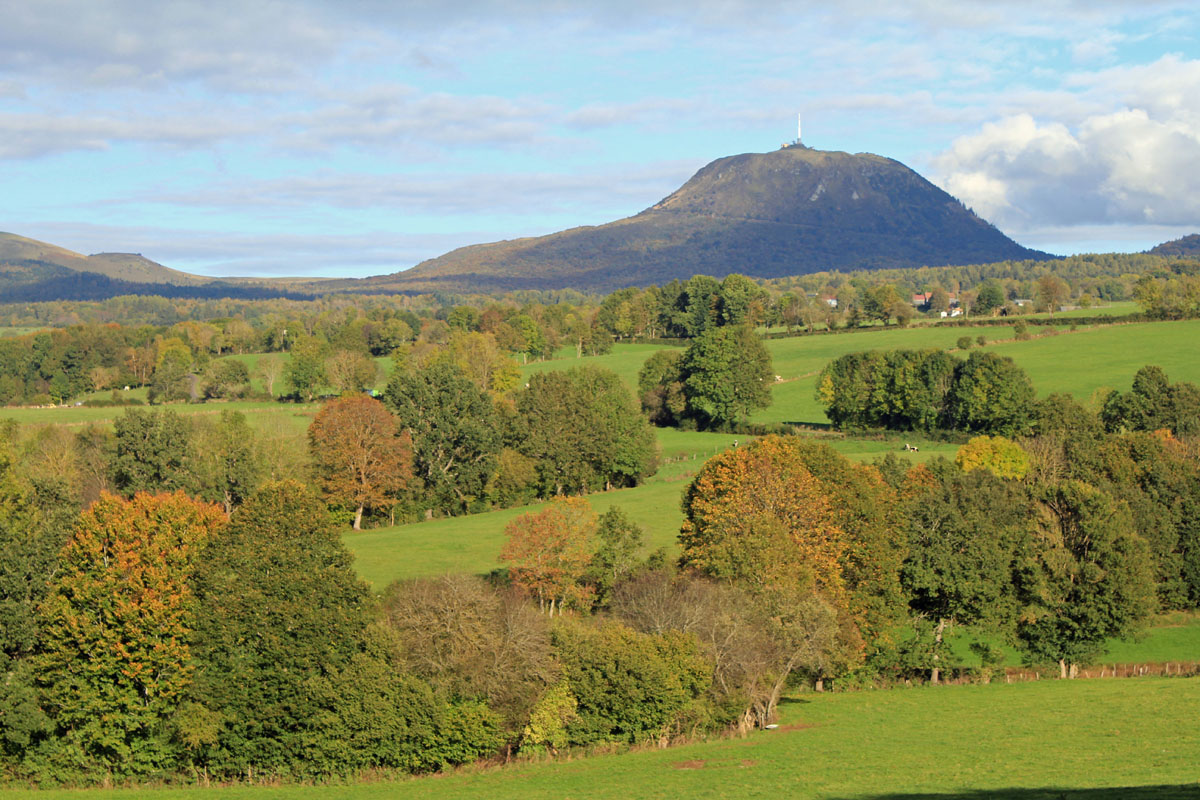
[353,505,363,530]
[931,617,948,685]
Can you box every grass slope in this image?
[4,678,1197,799]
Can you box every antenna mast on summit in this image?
[797,113,802,145]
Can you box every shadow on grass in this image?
[837,787,1199,800]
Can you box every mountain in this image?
[0,232,314,302]
[352,147,1053,294]
[1149,234,1200,258]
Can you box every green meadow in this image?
[756,318,1200,426]
[346,427,957,589]
[3,677,1196,800]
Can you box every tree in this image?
[928,286,951,314]
[516,366,658,495]
[588,507,645,605]
[501,497,597,615]
[323,349,379,395]
[817,349,957,432]
[191,410,265,513]
[447,331,521,397]
[679,437,861,706]
[381,575,558,740]
[0,421,69,662]
[1101,365,1200,437]
[35,492,225,778]
[188,481,494,777]
[1034,275,1070,314]
[202,359,249,400]
[253,353,284,397]
[149,344,193,403]
[550,620,711,746]
[284,334,326,401]
[111,408,197,496]
[308,395,412,529]
[1017,481,1155,677]
[900,461,1031,682]
[636,349,687,426]
[954,435,1030,479]
[947,351,1036,436]
[680,325,773,430]
[975,281,1006,315]
[383,361,501,515]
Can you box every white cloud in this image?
[0,111,262,158]
[931,56,1200,233]
[142,160,700,217]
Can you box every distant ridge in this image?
[346,147,1054,294]
[0,232,314,302]
[0,232,205,285]
[1149,234,1200,258]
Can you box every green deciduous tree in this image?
[551,620,711,746]
[384,361,501,515]
[284,334,326,401]
[947,351,1036,436]
[189,481,495,777]
[636,349,687,426]
[900,461,1032,682]
[1101,365,1200,437]
[1017,481,1156,677]
[191,410,264,513]
[516,366,657,495]
[111,408,197,496]
[680,325,773,430]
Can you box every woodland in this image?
[0,254,1198,786]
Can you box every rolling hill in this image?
[344,146,1053,294]
[0,232,315,301]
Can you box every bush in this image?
[551,620,712,746]
[957,336,973,350]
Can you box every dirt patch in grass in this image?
[672,760,706,770]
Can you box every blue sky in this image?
[1,1,1198,278]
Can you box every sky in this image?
[1,0,1198,279]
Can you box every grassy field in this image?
[520,343,673,392]
[3,677,1196,799]
[0,399,318,434]
[756,319,1200,426]
[346,426,957,589]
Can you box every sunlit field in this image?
[3,678,1196,800]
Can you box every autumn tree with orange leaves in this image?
[308,395,412,529]
[680,436,875,708]
[35,492,226,778]
[501,497,597,615]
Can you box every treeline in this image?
[0,364,656,533]
[3,255,1197,407]
[818,350,1200,440]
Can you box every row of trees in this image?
[817,349,1037,436]
[819,350,1200,443]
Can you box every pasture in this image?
[3,677,1196,799]
[346,427,955,589]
